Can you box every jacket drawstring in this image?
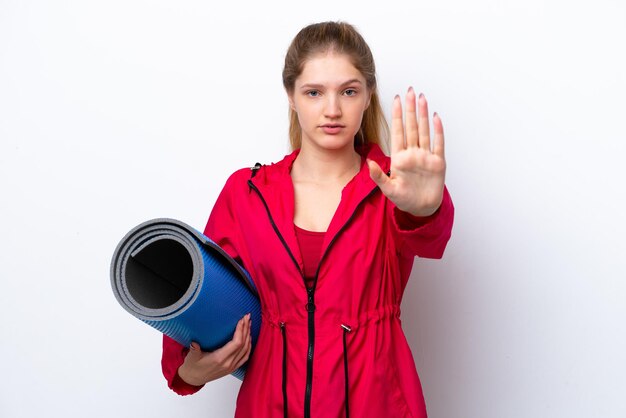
[280,322,288,418]
[341,324,352,418]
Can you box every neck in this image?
[291,143,362,184]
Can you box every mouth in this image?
[320,124,345,135]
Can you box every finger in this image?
[187,342,202,361]
[418,93,431,151]
[234,331,253,370]
[432,112,445,158]
[218,316,247,356]
[405,87,418,148]
[210,318,246,371]
[233,314,249,345]
[242,332,254,364]
[231,319,252,370]
[390,95,404,155]
[367,159,393,196]
[232,313,250,348]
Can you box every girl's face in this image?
[288,52,371,152]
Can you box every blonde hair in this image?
[282,22,389,152]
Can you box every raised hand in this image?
[178,313,252,386]
[367,88,446,217]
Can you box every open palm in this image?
[368,88,446,217]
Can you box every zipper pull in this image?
[250,162,262,176]
[305,289,316,312]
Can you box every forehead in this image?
[296,52,365,86]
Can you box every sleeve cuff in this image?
[170,369,205,396]
[390,186,454,259]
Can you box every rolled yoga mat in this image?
[110,218,261,380]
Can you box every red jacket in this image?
[162,144,454,418]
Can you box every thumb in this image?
[367,159,391,192]
[187,342,202,360]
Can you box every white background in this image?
[1,1,625,417]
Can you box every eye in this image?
[344,88,357,97]
[306,90,320,97]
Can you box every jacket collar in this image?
[249,144,390,275]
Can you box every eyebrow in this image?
[299,79,363,89]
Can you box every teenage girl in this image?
[162,21,454,418]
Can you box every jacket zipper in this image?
[248,178,379,418]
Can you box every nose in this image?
[324,95,342,119]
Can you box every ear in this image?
[364,90,372,110]
[287,90,296,111]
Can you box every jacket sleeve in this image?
[160,171,246,395]
[202,171,247,267]
[390,185,454,259]
[161,336,205,395]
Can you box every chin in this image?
[311,135,355,151]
